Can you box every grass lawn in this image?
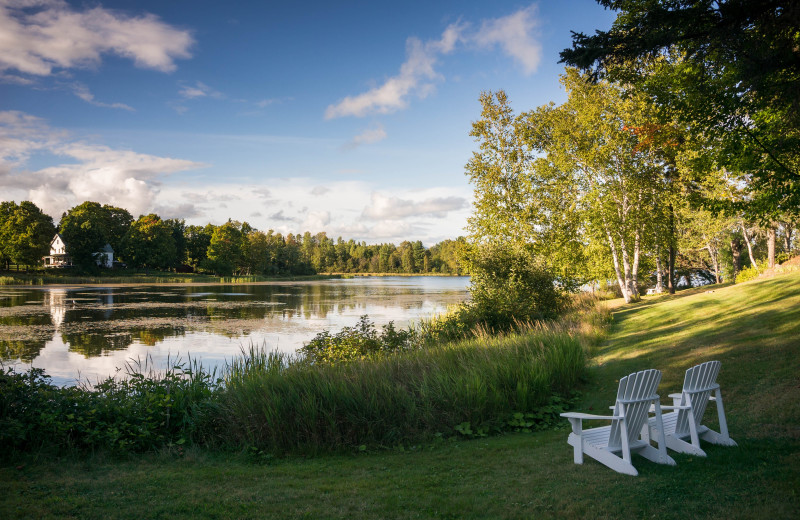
[2,270,798,519]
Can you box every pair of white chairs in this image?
[560,361,737,476]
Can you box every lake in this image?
[0,276,470,386]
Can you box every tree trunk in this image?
[655,243,664,292]
[741,223,759,271]
[631,228,641,298]
[604,221,630,303]
[703,233,721,283]
[781,222,793,252]
[767,225,776,267]
[730,236,742,282]
[667,204,676,294]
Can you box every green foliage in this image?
[461,243,568,331]
[58,201,114,270]
[0,360,222,456]
[0,200,55,268]
[735,260,768,284]
[123,214,178,269]
[299,316,416,364]
[562,0,800,218]
[207,221,244,276]
[223,326,585,454]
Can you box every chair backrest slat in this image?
[675,361,721,435]
[608,369,662,449]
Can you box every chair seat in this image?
[570,425,650,453]
[649,410,710,439]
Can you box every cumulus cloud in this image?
[324,22,465,119]
[361,193,466,220]
[474,4,542,74]
[325,5,543,119]
[0,0,193,77]
[0,110,204,218]
[311,186,330,196]
[342,124,387,150]
[71,83,134,111]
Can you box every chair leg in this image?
[713,388,736,445]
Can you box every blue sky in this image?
[0,0,616,245]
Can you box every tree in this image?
[123,214,178,270]
[0,201,56,269]
[561,0,800,221]
[102,205,133,255]
[207,221,244,276]
[58,202,111,270]
[185,224,214,270]
[519,71,665,302]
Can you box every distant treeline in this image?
[0,200,466,276]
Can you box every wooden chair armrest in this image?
[561,412,622,421]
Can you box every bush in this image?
[0,359,222,457]
[299,316,416,364]
[461,243,568,331]
[736,260,768,283]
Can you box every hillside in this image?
[2,269,799,519]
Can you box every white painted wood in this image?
[648,360,737,457]
[561,369,676,476]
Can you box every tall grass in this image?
[221,324,586,454]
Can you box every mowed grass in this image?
[2,271,799,519]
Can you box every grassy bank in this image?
[0,270,339,286]
[2,270,798,518]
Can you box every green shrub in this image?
[460,243,568,332]
[299,315,416,364]
[736,260,768,283]
[0,359,222,457]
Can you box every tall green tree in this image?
[123,214,178,270]
[0,201,56,269]
[561,0,800,219]
[207,221,244,276]
[58,202,111,270]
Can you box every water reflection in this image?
[0,277,469,385]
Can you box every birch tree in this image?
[521,70,661,302]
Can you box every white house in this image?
[43,234,114,268]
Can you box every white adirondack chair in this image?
[647,360,737,457]
[561,369,676,476]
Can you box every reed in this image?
[221,326,586,454]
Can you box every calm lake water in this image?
[0,276,470,386]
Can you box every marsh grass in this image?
[221,325,586,454]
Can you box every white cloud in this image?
[324,22,465,119]
[153,180,471,246]
[474,5,542,75]
[71,83,134,111]
[362,193,466,219]
[179,81,223,99]
[343,124,387,149]
[0,110,205,218]
[311,186,330,196]
[325,5,543,119]
[0,0,193,77]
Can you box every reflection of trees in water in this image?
[0,339,48,362]
[0,291,44,309]
[63,332,134,357]
[63,326,188,356]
